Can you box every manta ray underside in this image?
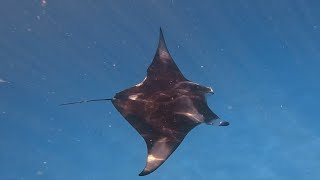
[61,28,229,176]
[111,29,229,176]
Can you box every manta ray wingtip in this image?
[160,27,163,34]
[159,27,165,42]
[138,169,152,176]
[156,27,171,59]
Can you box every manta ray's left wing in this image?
[138,114,200,176]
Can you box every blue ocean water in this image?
[1,0,320,179]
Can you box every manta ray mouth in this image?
[207,87,213,93]
[207,119,230,126]
[218,121,230,126]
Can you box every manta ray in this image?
[61,28,229,176]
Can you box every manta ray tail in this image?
[60,98,114,106]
